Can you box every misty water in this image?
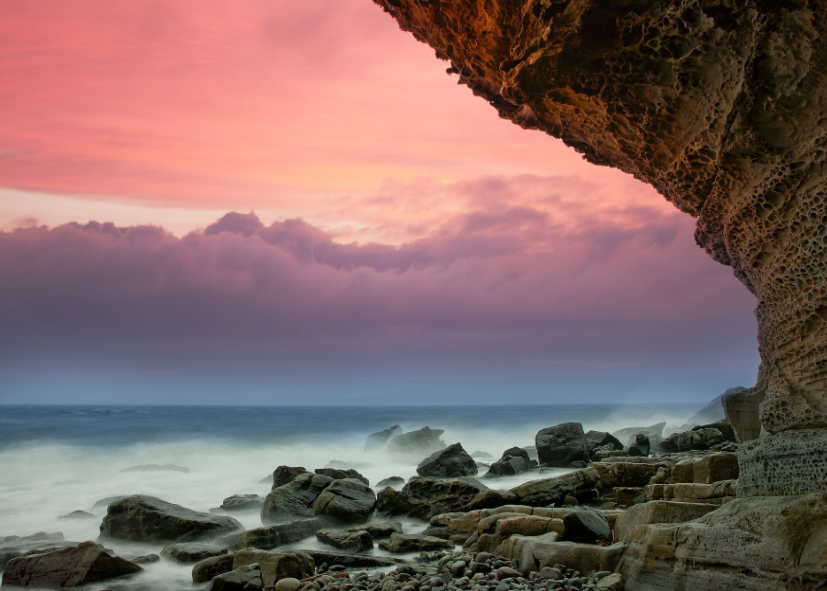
[0,404,701,589]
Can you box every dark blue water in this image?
[0,404,699,449]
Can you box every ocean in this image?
[0,404,700,589]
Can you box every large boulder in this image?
[1,541,141,588]
[416,442,478,477]
[404,477,488,519]
[231,550,314,587]
[193,553,236,584]
[485,447,532,477]
[210,564,263,591]
[585,431,624,455]
[535,423,589,467]
[314,468,369,486]
[561,507,611,545]
[0,533,75,569]
[100,495,242,542]
[222,518,324,551]
[312,478,376,523]
[510,469,600,506]
[628,434,650,457]
[315,529,373,553]
[261,472,333,524]
[272,466,310,489]
[386,426,446,456]
[365,425,403,451]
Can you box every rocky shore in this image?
[1,412,795,591]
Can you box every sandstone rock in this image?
[592,460,667,489]
[417,442,477,477]
[220,494,263,512]
[261,472,333,524]
[364,425,402,451]
[344,521,401,538]
[312,478,376,523]
[377,533,452,553]
[222,518,323,551]
[161,542,227,563]
[561,507,611,545]
[644,481,737,504]
[595,573,624,590]
[193,553,236,583]
[614,500,717,543]
[232,550,314,587]
[509,468,599,506]
[380,477,488,519]
[210,564,263,591]
[386,426,446,456]
[100,495,243,542]
[272,466,309,489]
[1,541,141,588]
[465,489,519,510]
[497,534,626,576]
[494,515,563,537]
[314,468,369,486]
[693,453,739,484]
[315,529,373,553]
[534,422,589,467]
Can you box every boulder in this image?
[416,442,477,477]
[660,422,735,453]
[585,431,624,454]
[535,422,589,467]
[345,521,401,538]
[261,472,333,524]
[315,529,373,552]
[1,541,141,588]
[561,507,611,544]
[312,478,376,523]
[314,468,369,486]
[693,453,739,484]
[272,466,309,489]
[628,434,650,457]
[193,553,236,583]
[376,476,404,488]
[485,447,531,477]
[591,460,668,489]
[644,481,738,504]
[0,533,74,569]
[494,515,564,537]
[612,423,666,448]
[497,534,626,576]
[100,495,243,542]
[386,426,446,456]
[161,542,227,563]
[221,519,323,551]
[403,477,488,518]
[210,564,263,591]
[219,494,263,512]
[232,550,314,587]
[378,533,453,553]
[375,487,415,515]
[465,489,519,510]
[510,468,600,506]
[365,425,403,451]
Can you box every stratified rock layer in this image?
[373,0,827,495]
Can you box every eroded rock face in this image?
[373,0,827,496]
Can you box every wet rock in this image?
[1,541,141,588]
[591,460,669,489]
[561,507,611,545]
[465,489,519,510]
[261,472,333,524]
[585,431,624,456]
[210,564,263,591]
[378,533,453,553]
[612,423,666,449]
[273,466,310,489]
[387,426,446,456]
[627,434,650,457]
[365,425,403,451]
[316,529,373,552]
[275,577,301,591]
[660,422,735,453]
[223,518,324,551]
[302,550,401,569]
[129,553,160,564]
[510,469,599,506]
[0,533,74,569]
[314,468,369,486]
[193,553,236,583]
[417,443,478,478]
[613,500,717,543]
[485,448,531,477]
[403,477,488,519]
[535,423,589,467]
[345,521,401,538]
[376,476,405,488]
[220,494,264,512]
[595,573,624,590]
[100,495,243,542]
[120,463,189,474]
[161,542,228,563]
[232,550,314,586]
[644,481,738,504]
[312,478,376,523]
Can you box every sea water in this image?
[0,404,699,589]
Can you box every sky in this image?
[0,0,759,405]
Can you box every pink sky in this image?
[0,0,759,403]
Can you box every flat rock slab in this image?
[161,542,228,563]
[316,529,373,553]
[1,541,142,588]
[222,518,323,551]
[378,533,453,553]
[100,495,243,542]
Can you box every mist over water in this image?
[0,404,699,589]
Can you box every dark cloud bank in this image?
[0,199,759,404]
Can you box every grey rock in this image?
[1,541,141,588]
[220,494,264,512]
[301,549,401,569]
[58,510,94,520]
[561,507,611,545]
[510,469,600,506]
[210,564,263,591]
[315,468,369,486]
[379,477,488,519]
[627,434,650,457]
[612,423,666,448]
[275,577,301,591]
[312,478,376,523]
[130,553,160,564]
[417,443,478,478]
[387,427,446,456]
[345,521,402,538]
[161,542,228,563]
[193,553,236,583]
[223,518,324,551]
[535,423,589,467]
[365,425,403,451]
[261,472,333,524]
[273,466,310,489]
[316,529,373,552]
[376,476,405,488]
[584,431,623,454]
[0,533,73,569]
[100,495,243,542]
[378,533,453,553]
